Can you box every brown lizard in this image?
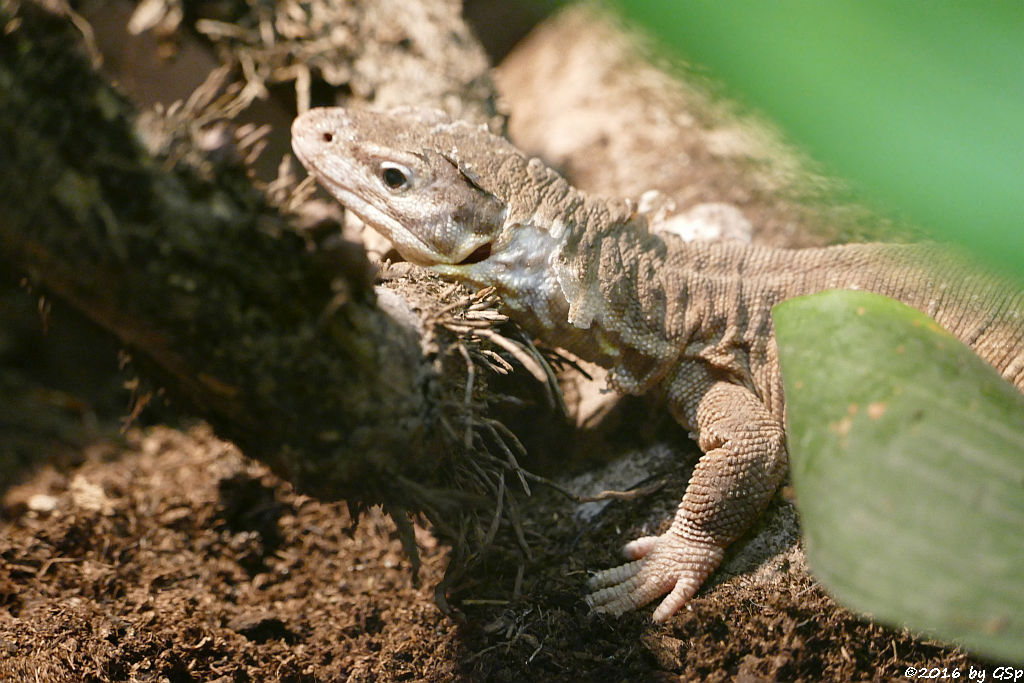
[290,106,1024,622]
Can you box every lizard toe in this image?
[587,558,643,591]
[622,535,660,560]
[586,566,672,616]
[586,532,726,621]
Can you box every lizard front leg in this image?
[587,375,787,621]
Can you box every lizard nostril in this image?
[321,132,334,143]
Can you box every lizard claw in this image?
[586,533,725,622]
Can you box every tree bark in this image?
[0,0,512,534]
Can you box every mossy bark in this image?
[0,2,441,507]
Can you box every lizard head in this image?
[291,107,509,266]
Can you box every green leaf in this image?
[774,290,1024,663]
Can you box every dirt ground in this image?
[0,412,1000,681]
[1,2,1017,681]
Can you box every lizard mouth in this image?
[457,242,492,265]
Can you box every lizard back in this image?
[560,219,1024,419]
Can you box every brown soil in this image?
[0,415,1000,681]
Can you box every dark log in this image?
[0,1,461,515]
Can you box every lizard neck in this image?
[434,193,640,367]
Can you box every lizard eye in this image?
[380,162,412,191]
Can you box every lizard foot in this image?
[586,533,725,622]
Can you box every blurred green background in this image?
[618,1,1024,280]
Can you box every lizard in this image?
[290,105,1024,622]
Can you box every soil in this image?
[0,416,1000,681]
[0,2,1015,682]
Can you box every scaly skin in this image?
[291,106,1024,621]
